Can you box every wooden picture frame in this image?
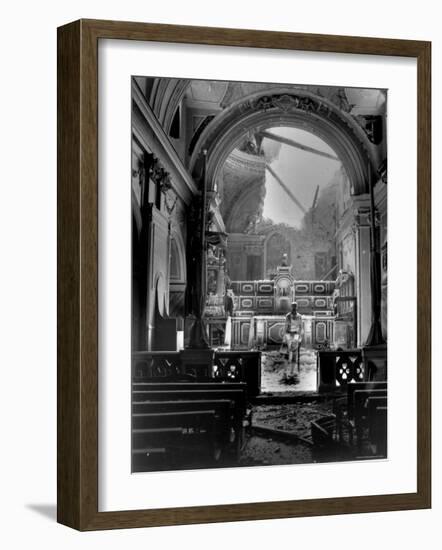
[57,19,431,530]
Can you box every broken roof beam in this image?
[311,184,320,210]
[260,130,340,162]
[265,164,307,214]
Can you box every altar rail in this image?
[316,349,364,392]
[132,350,261,397]
[229,315,335,350]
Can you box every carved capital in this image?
[367,209,381,227]
[164,190,177,216]
[353,206,370,228]
[149,156,172,191]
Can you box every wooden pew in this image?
[132,410,218,472]
[334,381,387,449]
[367,397,388,456]
[353,388,387,452]
[132,447,169,471]
[347,381,387,419]
[132,388,246,412]
[133,381,247,396]
[132,410,218,429]
[374,406,387,456]
[132,351,262,397]
[131,382,248,472]
[132,389,246,444]
[132,398,233,415]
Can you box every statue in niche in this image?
[281,252,289,267]
[224,288,235,317]
[207,271,217,294]
[224,271,231,290]
[207,245,218,266]
[239,133,262,156]
[219,250,226,268]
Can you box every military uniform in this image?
[284,311,304,368]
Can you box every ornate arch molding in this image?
[150,78,190,133]
[189,88,377,196]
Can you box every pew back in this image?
[347,381,387,419]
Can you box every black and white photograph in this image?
[1,0,436,542]
[131,77,388,473]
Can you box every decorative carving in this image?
[164,191,177,216]
[353,114,383,144]
[250,93,333,118]
[207,246,219,265]
[329,88,353,113]
[149,156,172,192]
[189,86,376,199]
[378,159,388,184]
[336,269,354,287]
[367,209,381,227]
[382,242,387,272]
[353,207,370,227]
[312,86,353,113]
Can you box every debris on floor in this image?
[261,348,317,392]
[280,372,300,385]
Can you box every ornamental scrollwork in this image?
[250,93,333,118]
[148,156,174,194]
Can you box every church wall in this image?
[335,178,387,349]
[131,156,190,351]
[375,182,388,340]
[355,205,372,346]
[226,233,265,281]
[131,80,199,351]
[132,77,388,354]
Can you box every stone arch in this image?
[189,87,377,196]
[149,78,190,134]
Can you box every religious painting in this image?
[130,75,388,474]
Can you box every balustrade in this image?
[316,349,364,392]
[132,349,261,396]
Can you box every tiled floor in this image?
[260,348,317,393]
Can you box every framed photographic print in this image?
[57,19,431,530]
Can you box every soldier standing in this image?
[284,301,304,373]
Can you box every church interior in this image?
[131,77,388,472]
